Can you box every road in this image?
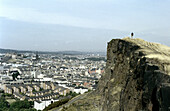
[51,92,89,111]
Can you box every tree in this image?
[0,98,35,111]
[10,100,32,109]
[12,72,20,80]
[0,97,9,109]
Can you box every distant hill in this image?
[0,48,106,56]
[0,48,33,54]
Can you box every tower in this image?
[36,51,39,61]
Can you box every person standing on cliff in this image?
[131,32,134,39]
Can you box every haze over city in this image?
[0,0,170,52]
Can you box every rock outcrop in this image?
[63,38,170,111]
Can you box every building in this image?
[5,85,13,94]
[34,99,58,110]
[73,86,88,94]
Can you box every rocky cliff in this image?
[63,38,170,111]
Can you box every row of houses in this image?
[4,82,70,101]
[5,84,41,94]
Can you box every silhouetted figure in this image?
[131,32,134,39]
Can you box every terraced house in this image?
[4,82,70,101]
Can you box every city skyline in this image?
[0,0,170,51]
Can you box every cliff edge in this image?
[63,37,170,111]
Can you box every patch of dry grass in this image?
[6,98,16,104]
[123,37,170,75]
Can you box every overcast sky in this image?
[0,0,170,52]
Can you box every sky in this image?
[0,0,170,52]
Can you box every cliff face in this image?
[63,38,170,111]
[97,38,170,111]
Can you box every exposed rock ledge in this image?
[63,38,170,111]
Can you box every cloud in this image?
[1,0,170,50]
[0,6,107,29]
